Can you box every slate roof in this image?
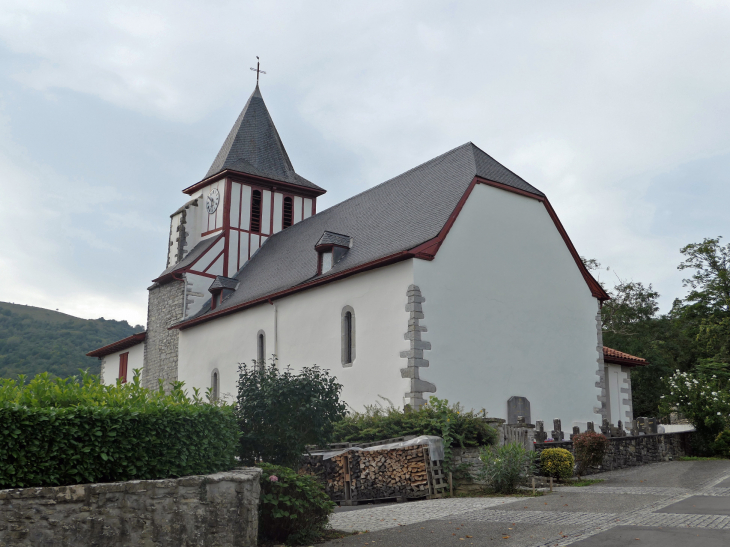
[202,84,324,192]
[179,142,546,326]
[316,231,352,248]
[603,346,648,366]
[155,234,221,281]
[209,276,239,292]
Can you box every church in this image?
[88,81,648,430]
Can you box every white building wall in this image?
[100,343,145,385]
[606,364,631,424]
[177,260,414,410]
[413,183,602,426]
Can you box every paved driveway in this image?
[323,460,730,547]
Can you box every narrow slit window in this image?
[282,197,293,228]
[250,190,262,233]
[119,352,129,383]
[257,331,266,366]
[211,370,219,402]
[344,312,352,364]
[341,306,356,366]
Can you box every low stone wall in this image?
[0,468,261,547]
[452,431,693,482]
[534,431,693,474]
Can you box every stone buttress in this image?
[400,284,436,409]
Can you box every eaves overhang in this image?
[182,170,326,198]
[86,332,147,358]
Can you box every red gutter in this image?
[86,332,147,358]
[172,250,414,330]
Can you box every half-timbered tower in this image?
[141,84,324,388]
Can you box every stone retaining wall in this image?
[452,431,693,482]
[534,431,693,474]
[0,468,261,547]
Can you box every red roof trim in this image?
[172,173,609,330]
[182,170,326,198]
[152,234,224,284]
[173,251,414,330]
[603,346,649,367]
[86,332,146,358]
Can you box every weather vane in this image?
[250,56,266,83]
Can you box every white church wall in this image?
[274,261,413,412]
[303,198,313,219]
[176,260,414,411]
[273,192,283,233]
[413,183,602,426]
[100,343,144,385]
[167,212,182,268]
[178,302,276,403]
[293,196,303,224]
[261,190,272,235]
[606,363,631,424]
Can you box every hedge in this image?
[0,371,239,488]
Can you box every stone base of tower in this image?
[143,279,184,391]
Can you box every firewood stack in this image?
[301,444,436,502]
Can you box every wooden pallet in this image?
[422,446,450,498]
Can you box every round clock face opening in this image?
[206,188,220,214]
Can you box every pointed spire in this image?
[203,85,323,192]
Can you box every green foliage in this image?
[659,369,730,455]
[0,301,142,379]
[540,448,574,480]
[478,442,535,494]
[572,431,609,476]
[588,236,730,418]
[714,430,730,458]
[236,359,347,467]
[0,370,239,488]
[332,396,497,466]
[257,463,335,545]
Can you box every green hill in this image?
[0,302,143,379]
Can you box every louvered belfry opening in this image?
[283,196,293,228]
[251,189,262,232]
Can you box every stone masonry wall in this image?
[0,468,261,547]
[143,279,185,391]
[535,432,693,474]
[453,432,693,482]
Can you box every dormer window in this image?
[283,196,293,229]
[315,231,351,275]
[208,276,238,310]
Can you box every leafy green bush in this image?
[659,369,730,455]
[0,370,239,488]
[540,448,574,480]
[237,360,347,467]
[333,397,496,447]
[714,430,730,457]
[258,463,335,545]
[478,442,535,493]
[573,431,609,476]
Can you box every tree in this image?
[236,359,347,467]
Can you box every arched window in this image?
[341,306,356,367]
[257,330,266,366]
[211,369,220,402]
[282,196,293,229]
[250,189,262,233]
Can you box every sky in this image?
[0,0,728,327]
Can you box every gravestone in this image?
[587,421,595,433]
[507,396,531,425]
[551,419,564,441]
[636,417,647,434]
[534,421,547,443]
[570,426,580,440]
[647,417,658,434]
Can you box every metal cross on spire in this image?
[250,56,266,83]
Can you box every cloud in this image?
[0,0,729,321]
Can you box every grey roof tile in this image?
[203,85,323,191]
[316,231,352,248]
[209,276,239,292]
[184,142,544,322]
[156,235,220,279]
